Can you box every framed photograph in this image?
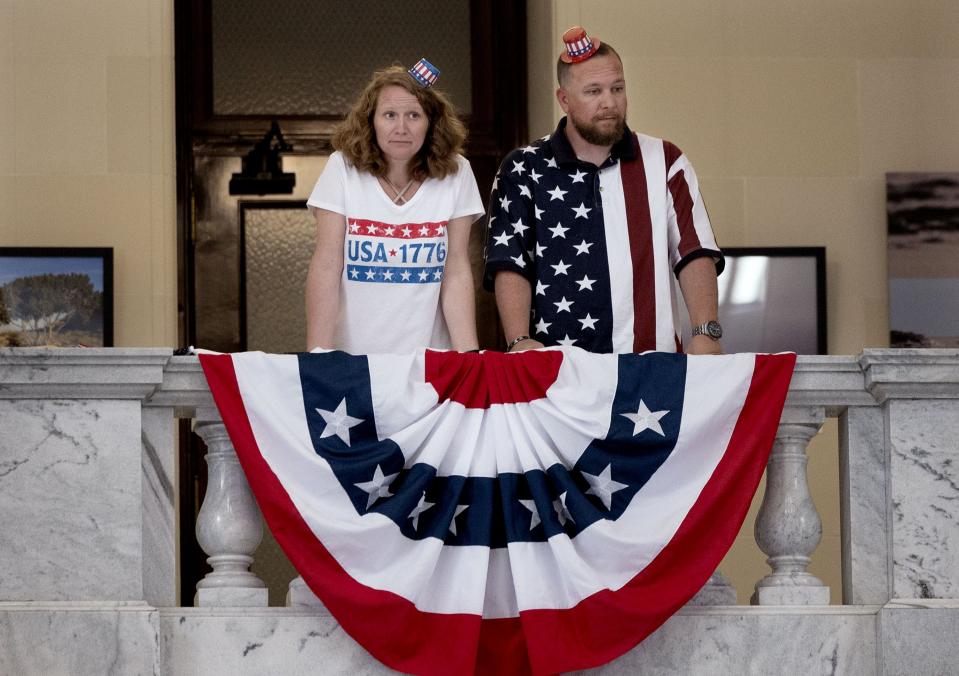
[0,247,114,347]
[887,172,959,348]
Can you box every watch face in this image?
[706,320,723,339]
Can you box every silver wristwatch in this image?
[692,320,723,341]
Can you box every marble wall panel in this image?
[0,399,142,601]
[574,609,877,675]
[159,609,396,675]
[839,406,890,604]
[880,603,959,676]
[888,400,959,599]
[141,406,177,606]
[0,604,158,675]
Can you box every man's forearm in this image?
[677,256,719,325]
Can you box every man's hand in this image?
[508,338,545,352]
[686,334,723,355]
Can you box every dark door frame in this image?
[173,0,527,605]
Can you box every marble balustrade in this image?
[1,347,958,674]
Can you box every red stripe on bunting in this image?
[199,354,493,676]
[425,349,564,408]
[518,353,796,674]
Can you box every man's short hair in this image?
[556,42,623,87]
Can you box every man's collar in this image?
[549,117,637,166]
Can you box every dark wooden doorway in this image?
[174,0,527,604]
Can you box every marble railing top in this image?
[1,348,958,412]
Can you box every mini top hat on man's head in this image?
[408,58,441,87]
[560,26,601,63]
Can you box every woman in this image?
[305,60,483,353]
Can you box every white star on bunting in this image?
[499,195,511,211]
[354,465,398,509]
[512,218,529,235]
[534,205,544,220]
[576,275,596,291]
[519,499,541,530]
[554,297,574,313]
[535,280,549,296]
[548,186,568,201]
[570,169,587,183]
[530,169,542,184]
[519,184,532,199]
[510,254,526,268]
[551,260,571,276]
[511,160,526,175]
[409,492,434,530]
[535,317,551,334]
[548,222,569,239]
[448,504,469,536]
[573,239,593,255]
[579,313,598,330]
[557,334,577,346]
[572,203,592,219]
[546,157,558,168]
[493,232,512,246]
[554,492,574,526]
[316,398,364,446]
[621,400,669,437]
[535,242,547,257]
[582,465,628,510]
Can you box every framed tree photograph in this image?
[0,247,114,347]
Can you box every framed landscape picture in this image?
[0,247,114,347]
[886,173,959,348]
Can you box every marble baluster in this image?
[752,406,830,605]
[287,576,329,610]
[687,571,737,605]
[193,415,268,606]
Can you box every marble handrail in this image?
[2,348,957,609]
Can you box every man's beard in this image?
[570,113,625,146]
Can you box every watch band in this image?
[692,320,723,340]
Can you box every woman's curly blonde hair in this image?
[331,66,467,181]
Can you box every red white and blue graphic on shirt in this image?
[346,218,447,285]
[200,349,795,675]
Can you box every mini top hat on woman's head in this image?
[408,58,440,87]
[560,26,601,63]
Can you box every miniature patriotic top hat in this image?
[408,58,440,88]
[560,25,601,63]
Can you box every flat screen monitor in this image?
[679,246,827,355]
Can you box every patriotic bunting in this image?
[200,348,795,675]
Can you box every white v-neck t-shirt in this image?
[307,151,484,354]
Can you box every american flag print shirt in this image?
[483,119,723,354]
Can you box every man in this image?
[483,26,724,355]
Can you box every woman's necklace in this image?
[381,175,416,204]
